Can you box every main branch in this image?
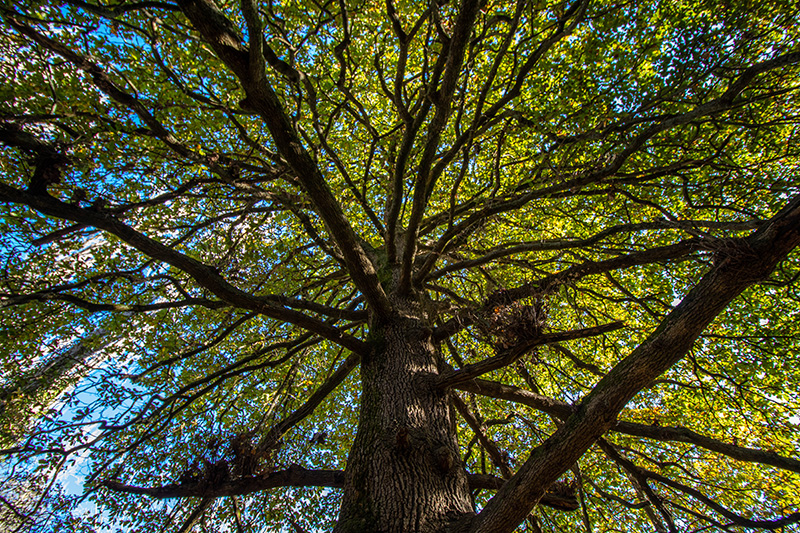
[178,0,393,319]
[468,194,800,532]
[0,184,368,355]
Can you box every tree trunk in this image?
[335,299,474,532]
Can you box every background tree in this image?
[1,0,800,531]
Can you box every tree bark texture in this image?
[335,299,473,532]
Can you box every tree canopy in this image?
[1,0,800,531]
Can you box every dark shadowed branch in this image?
[468,194,800,532]
[0,182,368,355]
[437,322,625,389]
[103,466,578,511]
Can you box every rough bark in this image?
[335,298,473,532]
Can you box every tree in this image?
[1,0,799,530]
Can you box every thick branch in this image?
[1,292,227,313]
[641,466,800,530]
[5,16,238,181]
[430,219,759,278]
[257,351,361,452]
[398,0,481,294]
[453,395,513,478]
[103,466,345,498]
[437,322,625,388]
[434,240,702,342]
[103,466,577,511]
[456,378,800,474]
[467,194,800,532]
[601,438,800,530]
[63,0,180,16]
[411,0,590,282]
[414,49,800,284]
[177,0,393,320]
[598,439,676,533]
[0,183,368,355]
